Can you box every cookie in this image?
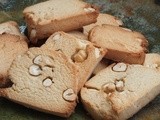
[83,13,123,35]
[92,58,110,75]
[81,63,160,120]
[23,0,99,43]
[143,53,160,70]
[0,34,28,87]
[89,24,148,64]
[42,31,106,91]
[68,31,88,40]
[0,48,78,117]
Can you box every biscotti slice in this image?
[143,53,160,70]
[0,48,78,117]
[92,58,110,75]
[89,25,148,64]
[81,63,160,120]
[68,31,88,40]
[83,13,123,35]
[23,0,99,43]
[42,31,106,91]
[0,34,28,87]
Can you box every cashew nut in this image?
[73,49,87,62]
[102,82,116,94]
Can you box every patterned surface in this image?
[0,0,160,119]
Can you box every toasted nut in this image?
[115,81,124,92]
[73,49,87,62]
[102,82,116,94]
[30,29,36,39]
[29,64,42,76]
[78,41,88,50]
[122,28,132,32]
[43,78,53,87]
[63,88,77,102]
[33,55,43,65]
[84,7,95,12]
[115,19,123,26]
[112,63,127,72]
[95,48,100,58]
[52,33,61,40]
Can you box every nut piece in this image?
[33,55,43,65]
[102,82,116,94]
[112,63,127,72]
[29,64,42,76]
[115,19,123,26]
[84,7,95,12]
[78,41,88,50]
[43,78,53,87]
[63,88,77,102]
[30,29,37,39]
[52,33,61,40]
[95,48,100,59]
[73,49,87,62]
[115,81,124,92]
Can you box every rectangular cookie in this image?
[23,0,99,43]
[89,24,148,64]
[42,31,106,91]
[81,63,160,120]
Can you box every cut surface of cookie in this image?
[23,0,99,43]
[0,48,78,118]
[42,31,106,92]
[89,24,148,64]
[67,31,88,40]
[83,13,123,35]
[81,63,160,120]
[0,34,28,87]
[143,53,160,70]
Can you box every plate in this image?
[0,0,160,119]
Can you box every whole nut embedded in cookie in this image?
[115,81,124,92]
[95,48,100,59]
[102,82,116,94]
[73,49,87,62]
[112,63,127,72]
[29,64,42,76]
[84,7,95,12]
[34,55,43,65]
[63,88,77,102]
[43,78,53,87]
[52,33,61,40]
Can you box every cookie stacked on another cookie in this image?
[0,21,28,87]
[42,31,106,92]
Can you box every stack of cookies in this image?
[0,0,160,119]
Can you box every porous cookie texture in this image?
[83,13,123,35]
[68,31,88,40]
[89,24,148,64]
[144,53,160,70]
[0,34,28,87]
[23,0,99,43]
[42,31,106,92]
[0,48,78,118]
[81,63,160,120]
[92,58,110,75]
